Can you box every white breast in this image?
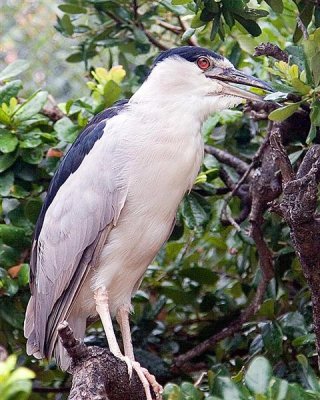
[78,102,204,316]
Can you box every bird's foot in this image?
[120,356,163,400]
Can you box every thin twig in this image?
[205,145,249,175]
[254,42,289,62]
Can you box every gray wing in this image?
[24,107,128,358]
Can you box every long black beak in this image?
[205,67,273,101]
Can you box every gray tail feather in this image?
[25,296,87,371]
[24,297,43,358]
[53,314,87,371]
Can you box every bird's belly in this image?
[77,129,203,316]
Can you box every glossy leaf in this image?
[0,130,18,153]
[245,357,272,395]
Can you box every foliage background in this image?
[1,0,320,399]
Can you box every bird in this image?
[24,46,272,399]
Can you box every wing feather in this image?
[24,102,129,358]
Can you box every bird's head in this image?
[132,46,272,119]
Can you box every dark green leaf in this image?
[210,13,221,41]
[265,0,283,13]
[21,147,44,164]
[181,192,211,230]
[0,152,17,173]
[60,14,74,35]
[0,224,27,247]
[261,321,283,357]
[161,286,195,305]
[180,267,218,285]
[234,14,262,36]
[24,198,42,224]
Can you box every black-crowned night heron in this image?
[24,46,271,399]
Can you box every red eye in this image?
[197,57,211,70]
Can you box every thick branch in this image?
[269,129,320,367]
[58,322,155,400]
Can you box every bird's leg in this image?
[117,306,163,400]
[94,287,135,377]
[94,287,122,357]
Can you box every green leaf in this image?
[268,103,300,121]
[234,14,262,36]
[0,107,11,125]
[0,80,22,105]
[180,267,218,285]
[0,171,14,196]
[0,129,18,153]
[103,80,122,107]
[218,376,242,400]
[269,378,288,400]
[0,224,26,247]
[291,78,311,95]
[172,0,191,4]
[310,100,320,127]
[0,60,30,81]
[21,147,44,164]
[0,152,17,173]
[13,91,48,122]
[181,28,196,42]
[292,334,316,347]
[297,354,320,391]
[54,117,79,143]
[181,192,211,230]
[19,131,42,148]
[210,13,221,41]
[245,356,272,394]
[58,4,87,13]
[24,198,42,224]
[163,383,183,400]
[161,286,195,305]
[261,322,283,357]
[60,14,74,35]
[181,382,202,399]
[265,0,283,13]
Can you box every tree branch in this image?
[58,322,156,400]
[269,128,320,367]
[204,145,249,175]
[254,42,289,62]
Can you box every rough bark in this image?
[269,127,320,366]
[58,322,155,400]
